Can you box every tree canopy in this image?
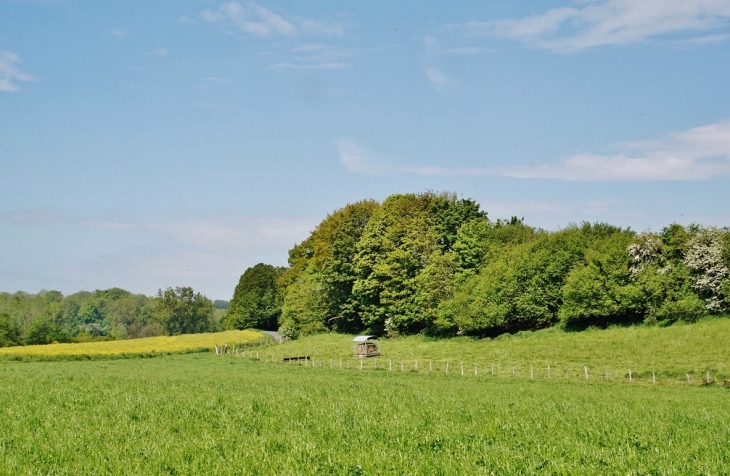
[227,263,284,331]
[273,192,730,339]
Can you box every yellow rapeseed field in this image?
[0,329,264,357]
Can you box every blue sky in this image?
[1,0,729,299]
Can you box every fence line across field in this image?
[213,344,729,387]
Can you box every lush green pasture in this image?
[276,318,730,384]
[1,353,729,474]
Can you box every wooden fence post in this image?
[629,369,632,383]
[652,372,656,384]
[584,366,588,380]
[461,363,464,375]
[474,364,478,376]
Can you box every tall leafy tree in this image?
[352,192,484,335]
[279,200,379,333]
[227,264,284,331]
[0,312,21,347]
[155,286,214,335]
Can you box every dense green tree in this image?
[559,232,644,329]
[24,315,62,345]
[279,265,328,338]
[155,287,214,335]
[352,192,484,335]
[0,312,21,347]
[280,200,379,332]
[428,194,487,252]
[227,264,284,331]
[352,193,439,334]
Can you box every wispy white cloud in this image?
[110,27,127,36]
[266,43,353,70]
[337,140,384,174]
[201,1,344,37]
[500,120,730,180]
[423,67,449,86]
[440,46,485,55]
[338,120,730,181]
[452,0,730,52]
[421,36,458,90]
[267,61,348,70]
[149,47,169,57]
[0,50,38,92]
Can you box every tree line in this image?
[0,287,227,347]
[225,191,730,339]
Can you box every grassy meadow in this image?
[0,329,265,358]
[2,320,730,473]
[1,353,729,474]
[275,317,730,384]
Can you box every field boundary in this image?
[213,347,730,388]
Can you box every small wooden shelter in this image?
[353,335,380,358]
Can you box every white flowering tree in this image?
[683,227,729,313]
[628,227,707,323]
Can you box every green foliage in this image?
[227,264,284,331]
[442,225,603,336]
[352,192,484,335]
[277,319,299,340]
[279,266,327,335]
[0,313,21,347]
[155,287,214,335]
[560,232,644,328]
[275,193,728,338]
[281,200,379,333]
[212,300,229,310]
[24,315,62,345]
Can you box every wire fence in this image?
[212,344,730,388]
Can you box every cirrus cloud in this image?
[0,50,38,92]
[338,120,730,181]
[453,0,730,52]
[201,1,344,38]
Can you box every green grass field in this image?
[274,317,730,384]
[2,320,730,474]
[1,353,729,474]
